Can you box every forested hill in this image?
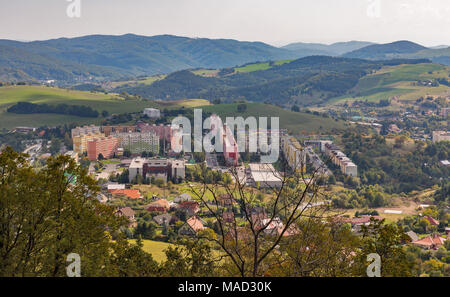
[115,56,431,106]
[0,34,297,82]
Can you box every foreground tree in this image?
[0,147,158,276]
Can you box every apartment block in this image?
[223,124,239,166]
[102,125,137,137]
[138,123,173,142]
[282,135,306,173]
[112,131,160,154]
[87,136,119,161]
[324,143,357,177]
[71,125,101,138]
[73,132,105,154]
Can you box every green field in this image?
[128,239,173,262]
[200,102,346,134]
[330,63,450,104]
[234,59,293,73]
[110,75,166,88]
[0,86,210,129]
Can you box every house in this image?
[445,227,450,236]
[96,193,109,203]
[174,193,192,203]
[116,207,137,228]
[406,231,419,242]
[145,199,170,213]
[222,211,235,223]
[153,213,174,226]
[216,194,234,207]
[425,216,439,226]
[178,216,206,236]
[178,201,200,216]
[109,189,142,199]
[412,234,446,250]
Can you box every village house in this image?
[411,234,446,250]
[174,193,192,203]
[116,207,137,228]
[178,201,200,217]
[178,216,206,236]
[153,213,175,226]
[216,194,234,207]
[425,216,439,226]
[145,199,170,213]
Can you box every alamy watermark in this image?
[66,253,81,277]
[170,109,280,163]
[366,253,381,277]
[367,0,381,18]
[66,0,81,18]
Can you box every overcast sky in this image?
[1,0,449,46]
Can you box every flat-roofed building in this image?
[112,131,159,155]
[138,123,173,142]
[143,108,161,119]
[432,131,450,143]
[282,135,306,173]
[223,124,239,167]
[128,157,185,183]
[71,125,101,138]
[87,136,119,161]
[102,125,136,137]
[171,159,186,181]
[73,132,105,154]
[248,163,283,188]
[128,157,147,183]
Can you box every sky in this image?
[1,0,450,47]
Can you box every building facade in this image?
[113,131,160,155]
[71,125,101,138]
[143,108,161,119]
[432,131,450,143]
[282,135,306,173]
[87,136,119,161]
[73,132,105,154]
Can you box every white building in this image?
[432,131,450,143]
[143,108,161,119]
[128,157,147,183]
[248,163,283,188]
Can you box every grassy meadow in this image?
[330,63,450,104]
[200,102,346,134]
[0,86,209,129]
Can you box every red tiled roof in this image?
[425,216,440,226]
[109,189,141,199]
[148,199,170,210]
[412,234,446,247]
[187,216,205,232]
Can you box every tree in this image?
[101,110,109,117]
[189,158,326,277]
[0,147,159,276]
[98,153,105,160]
[49,138,61,155]
[123,150,132,158]
[237,104,247,113]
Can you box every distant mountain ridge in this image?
[0,35,448,82]
[343,41,427,60]
[0,34,297,82]
[342,41,450,65]
[282,41,375,56]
